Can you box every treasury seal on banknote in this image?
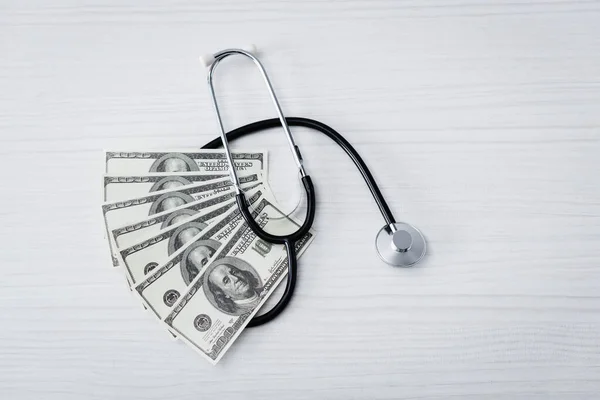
[194,314,212,332]
[144,262,159,275]
[163,289,180,307]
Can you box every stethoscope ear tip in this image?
[242,44,257,55]
[199,53,216,68]
[375,222,426,267]
[199,45,258,69]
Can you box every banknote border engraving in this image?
[104,174,226,186]
[121,189,263,259]
[107,175,260,250]
[111,191,239,238]
[102,177,241,216]
[104,176,154,185]
[105,151,266,169]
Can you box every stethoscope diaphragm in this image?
[375,222,426,267]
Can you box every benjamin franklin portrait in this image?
[203,256,262,316]
[149,153,199,173]
[161,209,197,229]
[150,176,192,193]
[148,192,195,215]
[180,239,221,285]
[167,221,209,256]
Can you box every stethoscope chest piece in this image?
[375,222,426,267]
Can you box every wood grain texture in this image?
[1,0,600,398]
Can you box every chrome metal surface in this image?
[376,222,426,267]
[205,48,307,190]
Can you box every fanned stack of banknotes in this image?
[101,150,315,364]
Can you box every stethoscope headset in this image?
[199,46,426,327]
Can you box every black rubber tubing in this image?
[202,117,396,225]
[201,117,395,326]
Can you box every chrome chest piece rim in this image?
[375,222,426,267]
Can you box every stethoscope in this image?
[199,46,426,328]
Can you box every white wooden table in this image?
[2,1,600,398]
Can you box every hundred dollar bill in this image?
[134,206,247,318]
[119,200,235,284]
[105,150,267,176]
[102,174,260,266]
[161,197,314,364]
[111,187,240,253]
[103,172,229,202]
[119,186,262,285]
[132,189,270,318]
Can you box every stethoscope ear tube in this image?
[200,49,425,328]
[202,47,319,327]
[203,117,426,325]
[247,240,297,327]
[201,117,398,227]
[237,175,316,328]
[236,175,316,244]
